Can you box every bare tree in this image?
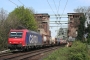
[74,6,90,25]
[0,8,8,50]
[74,6,90,14]
[0,8,8,20]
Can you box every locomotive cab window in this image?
[9,32,23,38]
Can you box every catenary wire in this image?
[53,0,60,26]
[57,0,61,16]
[18,0,26,7]
[53,0,61,30]
[47,0,59,32]
[61,0,68,16]
[59,0,68,25]
[53,0,58,15]
[58,0,68,34]
[47,0,57,17]
[8,0,18,7]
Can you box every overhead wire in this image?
[18,0,26,7]
[53,0,58,16]
[53,0,59,25]
[53,0,59,33]
[52,0,62,26]
[47,0,58,31]
[57,0,61,26]
[47,0,68,36]
[8,0,18,7]
[59,0,68,26]
[47,0,62,33]
[58,0,68,37]
[57,0,61,23]
[57,0,61,16]
[47,0,57,17]
[61,0,68,17]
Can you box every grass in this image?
[43,41,90,60]
[88,45,90,59]
[43,47,69,60]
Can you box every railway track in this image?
[0,46,62,60]
[0,52,13,57]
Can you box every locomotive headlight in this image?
[9,42,12,43]
[23,45,25,46]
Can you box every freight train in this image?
[8,29,67,51]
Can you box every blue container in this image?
[25,31,43,46]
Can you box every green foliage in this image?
[88,45,90,59]
[43,41,89,60]
[87,34,90,44]
[68,41,89,60]
[77,16,86,41]
[0,21,9,50]
[85,24,90,33]
[7,6,38,31]
[43,47,68,60]
[0,6,38,51]
[85,24,90,44]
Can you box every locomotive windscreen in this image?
[9,32,23,38]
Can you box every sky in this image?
[0,0,90,37]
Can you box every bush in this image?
[68,41,89,60]
[43,41,89,60]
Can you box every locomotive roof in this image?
[10,29,27,31]
[29,30,40,34]
[10,29,40,35]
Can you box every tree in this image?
[7,6,38,31]
[87,34,90,44]
[0,8,8,50]
[76,16,86,41]
[74,6,90,14]
[0,6,38,50]
[85,24,90,44]
[74,6,90,42]
[0,8,7,20]
[56,28,64,38]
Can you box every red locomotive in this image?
[8,29,44,50]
